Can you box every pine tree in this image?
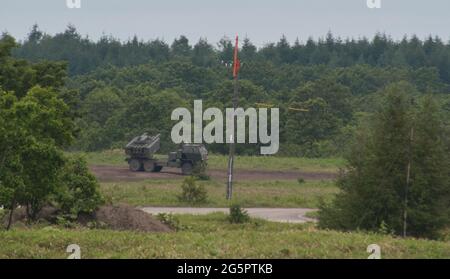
[407,95,450,238]
[319,82,450,239]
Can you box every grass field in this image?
[100,179,338,208]
[75,149,343,208]
[1,214,449,259]
[4,150,441,259]
[76,150,345,173]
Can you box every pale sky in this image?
[1,0,450,47]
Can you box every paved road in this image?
[140,207,317,223]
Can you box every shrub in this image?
[228,204,250,224]
[55,215,76,228]
[192,162,210,180]
[178,176,207,204]
[55,155,104,217]
[297,177,305,184]
[156,213,189,231]
[86,220,108,230]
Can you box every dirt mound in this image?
[80,204,172,233]
[3,204,171,233]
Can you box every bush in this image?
[156,213,190,231]
[192,162,210,180]
[55,155,104,217]
[178,177,207,204]
[228,204,250,224]
[55,215,76,228]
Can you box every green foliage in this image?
[192,162,210,181]
[228,204,250,224]
[74,87,189,152]
[285,79,353,157]
[0,34,67,98]
[0,85,76,221]
[377,221,394,236]
[85,220,108,230]
[82,87,123,125]
[192,38,216,67]
[0,33,17,58]
[55,215,76,229]
[156,213,190,231]
[13,26,450,86]
[55,155,104,217]
[9,27,450,157]
[178,177,208,204]
[0,42,103,228]
[319,83,450,239]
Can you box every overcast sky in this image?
[1,0,450,47]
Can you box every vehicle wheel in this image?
[153,166,163,173]
[181,162,193,175]
[129,159,142,172]
[143,161,155,172]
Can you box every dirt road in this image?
[140,207,317,223]
[90,165,337,182]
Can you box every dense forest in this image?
[4,25,450,156]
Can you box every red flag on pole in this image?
[233,35,240,78]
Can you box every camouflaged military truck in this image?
[125,133,208,175]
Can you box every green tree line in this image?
[5,25,450,157]
[13,25,450,84]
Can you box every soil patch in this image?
[80,204,172,233]
[90,165,337,182]
[2,204,171,233]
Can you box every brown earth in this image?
[3,204,171,233]
[90,165,337,182]
[80,204,172,233]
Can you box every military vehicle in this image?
[125,133,208,175]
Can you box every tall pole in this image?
[403,126,414,238]
[227,76,238,200]
[227,35,240,200]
